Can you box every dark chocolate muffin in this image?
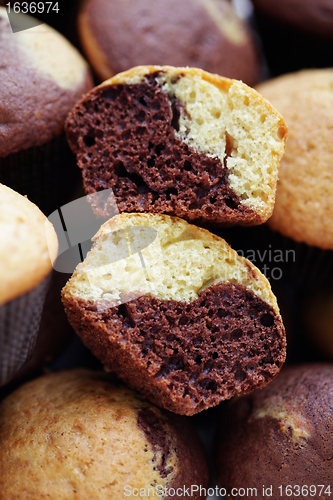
[216,364,333,500]
[65,65,287,227]
[78,0,261,86]
[62,213,286,415]
[0,369,209,499]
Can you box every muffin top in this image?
[216,364,333,494]
[257,69,333,249]
[0,7,93,157]
[0,184,58,305]
[0,369,208,499]
[78,0,261,86]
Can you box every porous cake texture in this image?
[66,66,287,226]
[62,213,286,415]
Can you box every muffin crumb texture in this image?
[66,66,287,226]
[62,213,286,415]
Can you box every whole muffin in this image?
[216,364,333,499]
[62,213,286,416]
[0,7,93,214]
[256,69,333,285]
[66,65,287,227]
[0,184,58,386]
[0,369,209,499]
[78,0,261,86]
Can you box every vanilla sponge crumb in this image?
[108,66,287,220]
[63,213,280,316]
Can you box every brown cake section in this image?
[63,282,286,415]
[137,408,209,498]
[65,73,261,226]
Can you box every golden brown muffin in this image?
[62,213,286,416]
[78,0,261,86]
[216,364,333,499]
[256,69,333,250]
[66,65,287,227]
[0,184,58,305]
[0,369,209,499]
[0,184,58,386]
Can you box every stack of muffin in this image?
[1,0,333,498]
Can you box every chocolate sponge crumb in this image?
[64,282,286,415]
[65,73,260,226]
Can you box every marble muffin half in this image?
[62,213,286,416]
[65,66,287,226]
[0,369,209,499]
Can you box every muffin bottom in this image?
[0,274,51,387]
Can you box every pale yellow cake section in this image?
[103,66,287,221]
[252,396,312,442]
[0,184,58,305]
[63,213,280,316]
[194,0,247,45]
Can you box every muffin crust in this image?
[78,0,261,85]
[0,184,58,305]
[0,7,93,157]
[216,364,333,499]
[257,69,333,249]
[0,369,208,499]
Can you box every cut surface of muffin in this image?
[62,213,286,415]
[65,66,287,226]
[0,369,208,499]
